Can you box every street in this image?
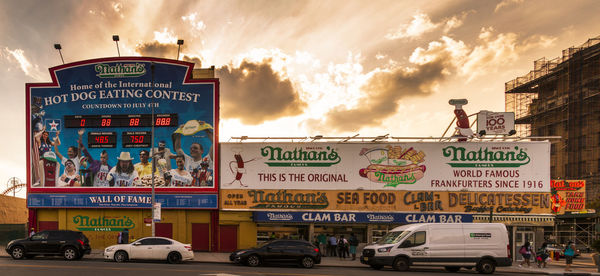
[0,257,538,276]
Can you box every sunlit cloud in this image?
[495,0,524,13]
[112,2,124,18]
[385,12,439,40]
[153,28,178,44]
[1,47,45,81]
[182,13,206,32]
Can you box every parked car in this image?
[230,239,321,268]
[361,223,512,274]
[6,230,91,260]
[103,237,193,264]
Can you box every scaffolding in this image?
[505,35,600,249]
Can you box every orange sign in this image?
[550,180,586,214]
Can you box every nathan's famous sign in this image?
[221,189,551,214]
[26,57,218,197]
[221,142,550,192]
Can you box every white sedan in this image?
[103,237,194,264]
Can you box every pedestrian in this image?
[328,234,338,257]
[348,233,359,260]
[518,241,534,267]
[117,231,122,244]
[29,228,35,237]
[564,241,576,272]
[121,228,129,244]
[338,235,348,259]
[536,242,549,268]
[317,232,327,256]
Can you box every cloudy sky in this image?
[1,0,599,197]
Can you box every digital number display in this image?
[87,132,117,148]
[64,114,178,128]
[122,131,151,148]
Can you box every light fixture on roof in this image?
[112,35,120,57]
[177,39,184,60]
[54,44,64,64]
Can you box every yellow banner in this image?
[221,189,552,214]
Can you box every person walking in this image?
[29,228,35,237]
[518,241,534,267]
[348,233,359,260]
[564,241,576,272]
[536,242,549,268]
[328,234,337,257]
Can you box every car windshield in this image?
[258,240,278,248]
[376,231,409,245]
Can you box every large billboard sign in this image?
[221,142,550,192]
[27,57,218,201]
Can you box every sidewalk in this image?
[2,246,599,275]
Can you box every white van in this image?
[360,223,511,274]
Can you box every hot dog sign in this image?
[358,146,426,187]
[220,142,549,192]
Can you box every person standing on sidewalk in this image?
[348,233,359,260]
[328,234,337,257]
[564,241,576,272]
[518,241,534,267]
[317,233,327,257]
[337,235,348,259]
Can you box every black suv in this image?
[230,239,322,268]
[6,230,91,260]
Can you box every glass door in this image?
[514,231,535,261]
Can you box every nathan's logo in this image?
[95,63,146,78]
[260,146,340,167]
[248,190,328,209]
[72,215,135,231]
[442,146,530,168]
[358,146,426,187]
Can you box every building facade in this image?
[505,35,600,249]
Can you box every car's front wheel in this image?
[167,252,182,264]
[63,247,78,260]
[300,256,315,268]
[246,254,261,267]
[114,251,128,263]
[10,246,25,260]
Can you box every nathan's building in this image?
[219,141,553,259]
[26,57,221,250]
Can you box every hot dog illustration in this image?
[359,146,426,187]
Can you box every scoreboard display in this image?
[26,57,218,198]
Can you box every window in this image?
[154,238,172,245]
[400,231,426,248]
[31,232,49,241]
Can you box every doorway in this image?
[515,230,535,261]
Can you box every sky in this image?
[1,0,599,198]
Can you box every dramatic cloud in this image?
[494,0,524,12]
[385,11,471,40]
[181,13,206,33]
[217,60,306,124]
[135,41,179,59]
[311,58,449,132]
[385,13,439,40]
[409,28,556,81]
[1,47,45,81]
